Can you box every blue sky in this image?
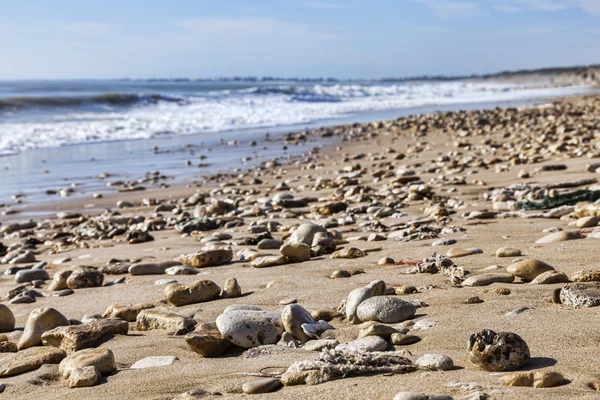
[0,0,599,79]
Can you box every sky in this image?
[0,0,599,80]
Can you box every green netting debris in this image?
[522,190,600,210]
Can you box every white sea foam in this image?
[0,81,590,155]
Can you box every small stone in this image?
[52,289,75,297]
[466,296,483,304]
[129,261,180,275]
[462,273,514,287]
[368,233,386,242]
[216,309,283,348]
[311,308,343,321]
[0,305,15,333]
[393,392,452,400]
[576,216,598,228]
[48,270,72,291]
[302,339,339,351]
[175,248,233,268]
[356,296,416,323]
[432,238,456,247]
[446,248,482,258]
[185,332,232,357]
[59,348,116,379]
[495,247,521,257]
[281,304,315,344]
[391,333,421,345]
[66,366,100,388]
[165,266,199,275]
[102,303,155,322]
[0,347,66,377]
[242,378,282,394]
[251,255,289,268]
[500,371,568,388]
[330,247,367,259]
[395,285,418,295]
[330,270,351,279]
[378,257,395,265]
[467,329,530,371]
[335,336,387,353]
[280,243,311,262]
[66,267,103,289]
[257,239,282,250]
[165,280,221,306]
[15,269,49,283]
[221,278,242,298]
[358,324,401,339]
[279,298,297,305]
[344,280,386,324]
[130,356,178,369]
[415,354,454,371]
[136,308,195,333]
[288,223,328,246]
[507,259,554,281]
[42,319,128,352]
[18,307,70,350]
[530,270,569,284]
[536,231,582,243]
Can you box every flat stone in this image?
[0,346,66,377]
[335,336,387,353]
[301,339,339,352]
[391,333,421,345]
[216,309,283,348]
[102,303,155,322]
[344,280,386,324]
[576,216,598,228]
[462,273,515,287]
[495,247,521,257]
[415,354,454,371]
[59,348,116,379]
[42,319,128,352]
[136,308,195,333]
[358,324,401,339]
[536,231,582,243]
[175,248,233,268]
[251,255,289,268]
[15,269,49,283]
[129,261,181,275]
[560,282,600,307]
[18,307,70,350]
[165,266,199,275]
[500,371,568,388]
[507,259,554,281]
[330,247,367,259]
[530,270,569,284]
[468,329,530,371]
[66,366,100,388]
[356,296,416,323]
[52,289,74,297]
[431,238,456,247]
[185,332,232,357]
[165,280,221,306]
[281,304,315,344]
[242,378,282,394]
[280,243,311,263]
[446,248,482,258]
[257,239,282,250]
[0,305,15,333]
[571,270,600,282]
[130,356,178,369]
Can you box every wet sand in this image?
[2,95,600,399]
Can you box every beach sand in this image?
[2,95,600,399]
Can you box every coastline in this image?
[2,93,600,399]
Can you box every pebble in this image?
[216,309,283,348]
[500,371,568,388]
[221,277,242,298]
[129,261,180,275]
[495,247,521,257]
[279,298,297,305]
[466,296,483,304]
[415,354,454,371]
[356,296,416,323]
[506,259,554,281]
[103,303,155,322]
[18,307,70,350]
[391,333,421,345]
[288,223,327,246]
[335,336,387,353]
[302,339,339,351]
[256,239,282,250]
[0,346,66,378]
[467,329,530,371]
[67,267,104,289]
[575,215,598,228]
[330,270,351,279]
[446,248,482,258]
[431,238,456,247]
[15,269,49,283]
[242,378,282,394]
[358,324,401,339]
[530,270,569,284]
[130,356,178,369]
[66,366,100,388]
[536,231,582,243]
[344,280,386,324]
[378,256,395,265]
[281,304,315,343]
[164,280,221,306]
[462,273,514,286]
[155,279,178,285]
[176,248,233,268]
[280,243,311,262]
[395,285,418,295]
[0,305,15,333]
[251,255,288,268]
[59,348,116,379]
[42,319,128,352]
[136,308,195,333]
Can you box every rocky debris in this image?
[500,371,568,388]
[281,349,415,386]
[216,307,283,348]
[164,280,221,306]
[102,303,155,322]
[467,329,530,371]
[42,319,128,352]
[507,259,554,281]
[136,308,195,333]
[18,307,70,350]
[355,296,416,323]
[0,305,15,333]
[559,282,600,307]
[406,254,465,284]
[0,346,66,377]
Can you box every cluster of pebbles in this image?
[3,96,600,398]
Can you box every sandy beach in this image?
[4,93,600,400]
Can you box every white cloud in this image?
[412,0,483,18]
[304,1,344,9]
[572,0,600,15]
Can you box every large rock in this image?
[344,280,386,324]
[0,346,66,377]
[18,307,70,350]
[335,336,387,353]
[136,308,195,333]
[185,332,232,358]
[48,270,72,291]
[175,248,233,268]
[530,270,569,284]
[66,267,104,289]
[164,280,221,306]
[0,305,15,333]
[280,243,311,263]
[355,296,416,323]
[560,282,600,307]
[66,366,100,388]
[506,259,554,281]
[281,304,315,344]
[467,329,530,371]
[216,309,283,348]
[42,319,128,352]
[102,303,155,322]
[288,223,328,246]
[59,348,116,379]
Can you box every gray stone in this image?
[216,309,283,348]
[356,296,416,323]
[42,319,128,352]
[66,267,103,289]
[415,354,454,371]
[302,339,339,352]
[281,304,315,344]
[462,273,515,287]
[130,356,178,369]
[344,280,386,324]
[221,278,242,298]
[288,223,328,246]
[335,336,387,353]
[560,282,600,307]
[393,392,453,400]
[242,378,282,394]
[15,269,49,283]
[257,239,282,250]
